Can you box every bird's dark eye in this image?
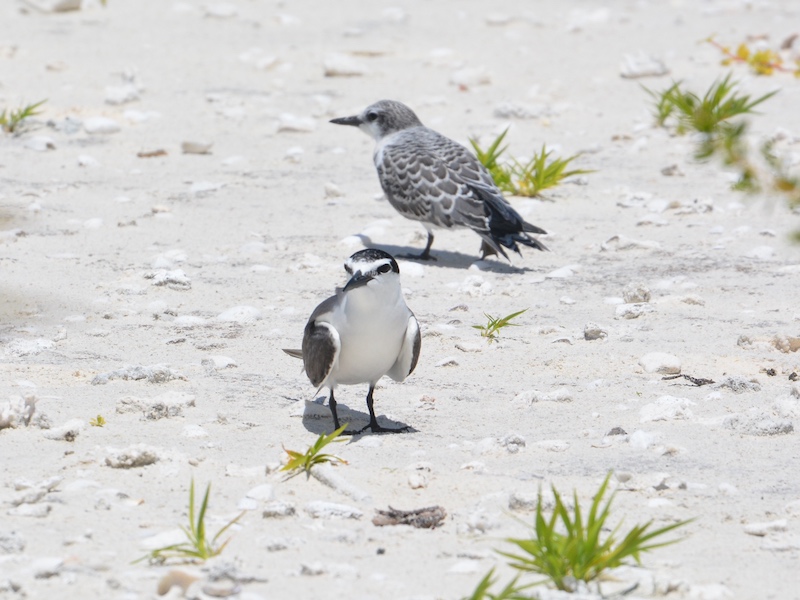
[366,111,378,122]
[377,263,392,274]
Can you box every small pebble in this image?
[584,322,607,341]
[619,51,669,78]
[277,114,316,133]
[83,117,121,134]
[323,53,368,77]
[217,306,262,322]
[615,303,654,319]
[105,444,161,468]
[24,136,56,152]
[42,419,84,442]
[324,183,344,198]
[181,141,213,154]
[623,283,651,303]
[639,352,681,374]
[744,519,787,537]
[304,501,363,520]
[262,501,296,519]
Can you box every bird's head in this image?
[342,248,400,292]
[330,100,422,141]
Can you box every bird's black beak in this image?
[330,115,361,127]
[343,271,373,292]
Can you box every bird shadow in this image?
[300,397,418,438]
[364,241,535,274]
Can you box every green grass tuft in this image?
[134,479,243,564]
[470,130,593,197]
[472,309,527,344]
[281,424,349,480]
[499,473,692,593]
[0,100,47,134]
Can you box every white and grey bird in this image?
[330,99,549,261]
[283,249,421,434]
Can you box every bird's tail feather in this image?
[470,185,549,256]
[282,348,303,359]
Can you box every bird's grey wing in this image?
[301,296,340,387]
[376,129,496,233]
[388,313,421,382]
[282,348,303,359]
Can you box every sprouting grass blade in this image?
[281,423,349,480]
[496,473,693,592]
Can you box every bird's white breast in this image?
[326,282,410,386]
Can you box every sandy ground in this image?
[2,1,800,599]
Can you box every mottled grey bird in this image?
[330,99,548,261]
[283,249,421,434]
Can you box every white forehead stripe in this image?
[345,258,392,273]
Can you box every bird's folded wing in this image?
[388,314,421,382]
[378,133,501,234]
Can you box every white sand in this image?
[2,1,799,598]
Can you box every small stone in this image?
[455,342,483,353]
[157,569,202,595]
[182,425,208,438]
[744,519,787,537]
[304,501,363,520]
[181,141,213,154]
[584,322,607,340]
[615,303,654,319]
[408,471,427,489]
[201,355,238,370]
[24,136,56,151]
[32,557,63,579]
[217,306,262,323]
[277,114,317,133]
[104,84,140,108]
[661,164,684,177]
[0,531,25,554]
[514,389,573,404]
[508,491,540,512]
[324,183,344,198]
[500,433,526,453]
[723,409,793,436]
[640,396,695,422]
[246,484,275,501]
[620,51,669,78]
[202,579,242,597]
[773,335,800,354]
[639,352,681,374]
[716,376,761,393]
[77,155,99,167]
[83,117,121,134]
[25,0,81,12]
[536,440,570,452]
[262,501,296,518]
[105,444,161,468]
[745,246,775,261]
[545,265,580,279]
[450,67,490,88]
[42,419,84,441]
[623,283,651,303]
[7,504,51,518]
[323,53,368,77]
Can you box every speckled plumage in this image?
[331,99,548,261]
